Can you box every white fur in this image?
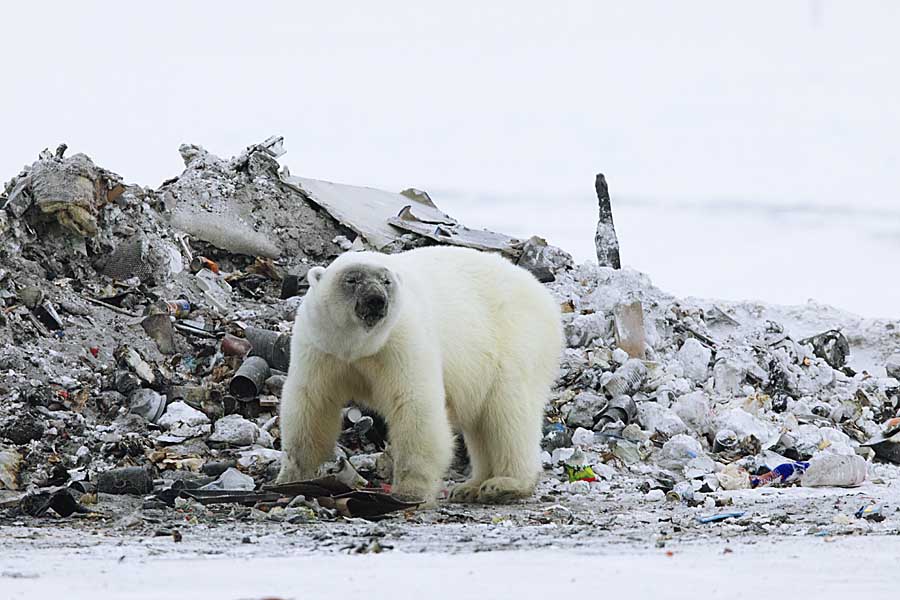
[276,246,563,503]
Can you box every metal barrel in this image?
[221,334,252,357]
[229,356,271,398]
[244,327,292,372]
[96,466,154,495]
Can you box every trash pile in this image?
[544,263,900,504]
[2,134,900,528]
[0,136,571,521]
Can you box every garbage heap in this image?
[544,264,900,498]
[0,137,574,517]
[1,135,899,521]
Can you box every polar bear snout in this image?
[355,290,389,327]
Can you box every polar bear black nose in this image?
[366,295,386,313]
[356,292,388,326]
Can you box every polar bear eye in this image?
[382,278,392,286]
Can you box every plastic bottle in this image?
[603,358,647,397]
[800,453,867,487]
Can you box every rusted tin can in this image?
[190,256,220,274]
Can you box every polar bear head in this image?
[298,251,404,361]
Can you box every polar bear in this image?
[276,245,563,503]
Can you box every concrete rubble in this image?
[3,136,900,548]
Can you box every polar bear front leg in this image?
[276,380,343,484]
[386,394,453,503]
[373,353,453,503]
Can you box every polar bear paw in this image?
[476,477,532,504]
[448,480,482,503]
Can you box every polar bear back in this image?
[386,246,562,424]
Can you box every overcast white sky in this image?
[3,2,899,315]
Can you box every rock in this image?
[713,359,745,396]
[116,346,155,385]
[645,488,666,502]
[637,403,688,437]
[564,392,607,429]
[17,286,44,309]
[676,338,712,383]
[156,401,211,441]
[657,434,704,472]
[349,453,380,473]
[264,375,287,396]
[571,427,597,447]
[114,371,142,395]
[716,408,775,444]
[672,391,711,433]
[564,313,608,348]
[0,447,23,490]
[0,413,45,445]
[208,414,259,447]
[200,467,255,491]
[256,428,274,449]
[886,353,900,380]
[516,236,573,282]
[158,401,210,429]
[611,348,629,365]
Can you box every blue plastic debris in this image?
[696,511,746,524]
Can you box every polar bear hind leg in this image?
[447,422,495,503]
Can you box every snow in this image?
[3,536,898,600]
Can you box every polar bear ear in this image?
[307,266,326,288]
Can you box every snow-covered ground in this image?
[3,532,897,600]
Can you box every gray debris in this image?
[282,175,454,252]
[594,173,621,269]
[0,447,22,490]
[208,414,259,447]
[613,301,647,359]
[676,338,712,383]
[799,329,850,370]
[157,401,211,442]
[563,392,607,429]
[602,358,647,397]
[515,236,574,282]
[200,466,255,491]
[128,388,166,423]
[95,466,154,495]
[28,150,124,237]
[886,353,900,380]
[2,134,900,540]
